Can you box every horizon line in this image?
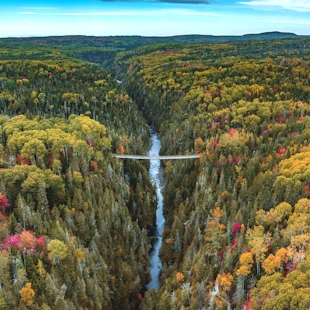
[1,31,308,40]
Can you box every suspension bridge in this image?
[112,154,201,160]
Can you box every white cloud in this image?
[238,0,310,12]
[168,9,223,16]
[51,11,140,16]
[22,7,56,10]
[15,8,222,17]
[17,12,36,15]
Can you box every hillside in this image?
[0,35,310,309]
[0,52,156,309]
[0,31,299,51]
[116,36,310,309]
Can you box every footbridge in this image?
[112,154,201,160]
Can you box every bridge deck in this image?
[112,154,200,160]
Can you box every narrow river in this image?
[146,127,165,290]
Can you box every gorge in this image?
[146,127,165,290]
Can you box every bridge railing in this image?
[112,154,201,160]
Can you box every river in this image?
[146,127,165,290]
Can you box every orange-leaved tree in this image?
[119,144,125,155]
[19,282,35,306]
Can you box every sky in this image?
[0,0,310,38]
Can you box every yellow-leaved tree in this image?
[47,239,68,264]
[19,282,35,307]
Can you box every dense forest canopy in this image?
[0,33,310,309]
[115,35,310,309]
[0,48,156,310]
[0,31,300,50]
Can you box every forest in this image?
[0,33,310,309]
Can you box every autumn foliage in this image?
[176,272,184,283]
[1,231,45,253]
[0,192,10,210]
[19,282,35,306]
[0,35,310,309]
